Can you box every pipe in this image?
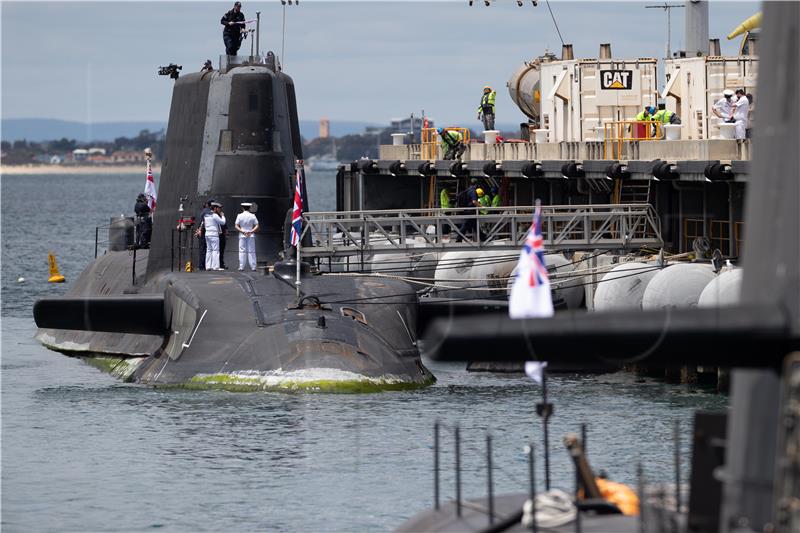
[727,12,762,40]
[561,44,574,60]
[709,38,721,56]
[599,43,612,59]
[685,0,709,57]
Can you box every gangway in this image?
[298,204,663,259]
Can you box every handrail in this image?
[603,120,664,159]
[299,203,663,259]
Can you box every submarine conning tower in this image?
[146,54,305,276]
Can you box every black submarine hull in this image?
[35,251,434,391]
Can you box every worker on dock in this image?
[455,179,480,242]
[134,194,152,248]
[439,187,451,209]
[235,203,259,271]
[221,1,245,57]
[477,188,490,215]
[653,103,681,125]
[438,128,466,160]
[204,202,226,270]
[712,89,736,120]
[490,186,501,208]
[732,88,750,140]
[477,85,496,131]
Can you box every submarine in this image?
[33,53,434,392]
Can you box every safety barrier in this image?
[603,120,664,160]
[421,127,471,161]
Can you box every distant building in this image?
[110,150,147,163]
[72,148,89,161]
[88,147,106,156]
[389,117,429,133]
[319,118,330,139]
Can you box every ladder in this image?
[617,179,652,204]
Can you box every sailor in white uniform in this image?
[732,89,750,140]
[204,202,226,270]
[234,202,259,271]
[712,89,735,120]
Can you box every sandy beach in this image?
[0,164,161,175]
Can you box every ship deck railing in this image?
[299,203,663,258]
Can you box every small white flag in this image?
[525,361,548,385]
[509,203,554,319]
[144,159,157,211]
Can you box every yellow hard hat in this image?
[476,188,485,197]
[483,85,492,91]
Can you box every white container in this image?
[391,133,406,146]
[662,55,757,140]
[532,129,549,143]
[719,123,736,140]
[483,130,500,144]
[663,124,682,140]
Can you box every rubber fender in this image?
[449,161,466,176]
[561,162,584,178]
[703,162,720,180]
[605,163,629,181]
[521,161,542,178]
[418,161,433,175]
[482,161,501,177]
[705,162,733,181]
[659,162,679,180]
[649,160,664,178]
[389,160,405,175]
[358,159,377,172]
[653,161,678,180]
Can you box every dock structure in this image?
[334,136,750,259]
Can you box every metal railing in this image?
[421,127,470,160]
[299,204,663,259]
[603,120,664,159]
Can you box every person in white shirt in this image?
[204,202,226,270]
[234,202,260,271]
[712,89,736,120]
[732,88,750,140]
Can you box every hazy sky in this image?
[1,1,759,126]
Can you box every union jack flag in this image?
[509,202,554,319]
[290,165,304,247]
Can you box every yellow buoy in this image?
[47,252,66,283]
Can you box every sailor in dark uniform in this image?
[221,2,245,56]
[134,194,152,248]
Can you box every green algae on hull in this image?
[81,356,144,381]
[176,372,436,393]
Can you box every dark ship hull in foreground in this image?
[34,55,433,392]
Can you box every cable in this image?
[545,0,566,47]
[317,264,664,306]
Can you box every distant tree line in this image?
[1,129,165,165]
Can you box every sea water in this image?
[1,172,727,531]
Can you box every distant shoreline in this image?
[0,164,161,175]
